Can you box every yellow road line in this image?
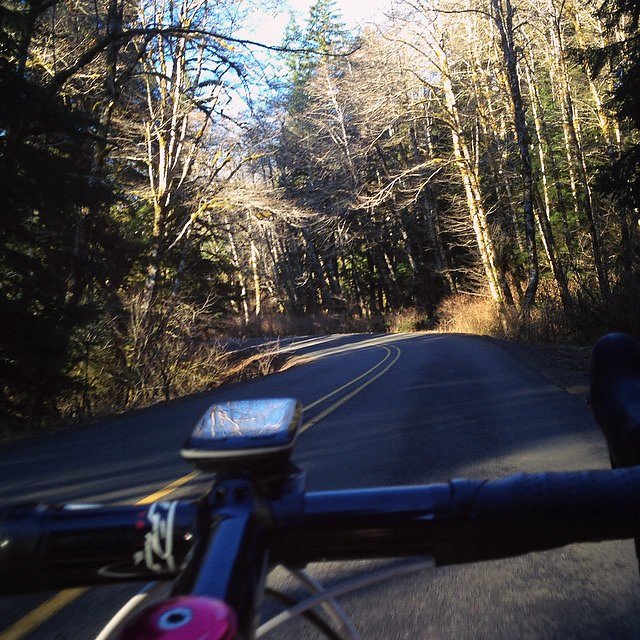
[302,347,392,411]
[134,471,200,505]
[0,472,199,640]
[0,588,88,640]
[1,344,401,639]
[284,332,416,364]
[300,345,401,433]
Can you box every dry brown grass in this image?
[434,286,575,343]
[435,293,504,336]
[434,280,640,346]
[435,291,581,343]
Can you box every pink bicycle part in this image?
[117,596,237,640]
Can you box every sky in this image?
[244,0,393,47]
[225,0,393,116]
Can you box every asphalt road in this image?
[1,332,639,639]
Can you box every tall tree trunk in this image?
[523,47,573,309]
[547,0,610,299]
[278,231,303,313]
[525,45,576,263]
[249,231,262,317]
[572,9,634,280]
[142,200,165,314]
[225,217,250,324]
[301,228,333,312]
[492,0,539,312]
[436,43,514,309]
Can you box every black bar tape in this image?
[440,466,640,564]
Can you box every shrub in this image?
[435,294,503,336]
[57,293,287,424]
[385,308,431,333]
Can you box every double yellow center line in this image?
[0,344,400,640]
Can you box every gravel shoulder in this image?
[495,338,592,401]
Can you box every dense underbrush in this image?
[435,281,640,345]
[1,295,286,444]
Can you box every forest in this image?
[1,0,639,432]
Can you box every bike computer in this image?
[181,398,302,473]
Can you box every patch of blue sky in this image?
[223,0,392,120]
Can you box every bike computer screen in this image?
[181,398,302,473]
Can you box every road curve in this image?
[1,333,639,639]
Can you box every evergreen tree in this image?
[307,0,349,54]
[0,1,120,426]
[282,0,351,113]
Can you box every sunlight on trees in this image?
[1,0,639,429]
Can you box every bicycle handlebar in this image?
[280,466,640,566]
[2,466,640,597]
[0,501,198,594]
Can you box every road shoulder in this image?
[493,338,591,401]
